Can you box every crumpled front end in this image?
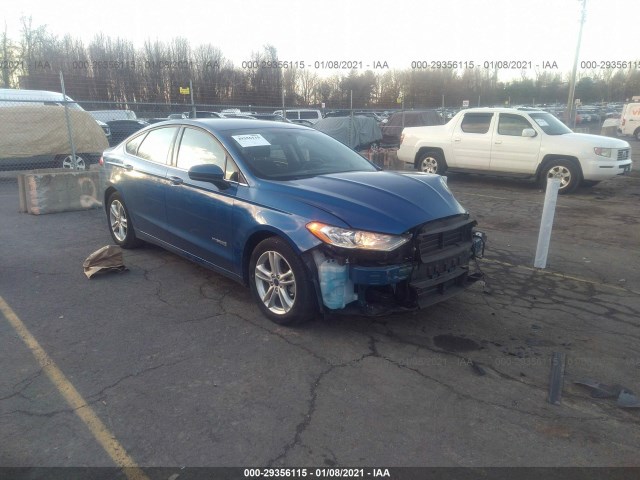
[307,214,486,315]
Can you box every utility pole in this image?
[566,0,587,129]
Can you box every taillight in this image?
[621,118,626,126]
[99,156,104,166]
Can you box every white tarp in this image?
[0,105,108,157]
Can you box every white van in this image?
[0,88,110,170]
[0,88,111,140]
[273,109,322,124]
[617,102,640,140]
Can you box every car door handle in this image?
[169,176,183,185]
[453,138,461,142]
[494,140,502,144]
[123,164,133,171]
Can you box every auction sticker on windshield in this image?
[232,134,271,147]
[534,118,549,127]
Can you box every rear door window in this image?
[460,113,493,134]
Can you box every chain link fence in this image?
[0,75,409,180]
[1,73,609,182]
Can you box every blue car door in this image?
[118,126,179,240]
[163,126,240,274]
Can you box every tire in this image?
[416,150,447,175]
[635,129,640,141]
[106,192,142,248]
[56,154,87,170]
[539,160,580,194]
[249,237,316,325]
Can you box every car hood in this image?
[264,171,467,234]
[563,133,630,148]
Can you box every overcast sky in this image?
[1,0,636,81]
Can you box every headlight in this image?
[306,222,409,251]
[594,147,612,158]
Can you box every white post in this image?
[59,71,77,169]
[534,177,561,268]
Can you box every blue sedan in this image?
[101,119,484,325]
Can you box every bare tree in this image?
[1,22,19,87]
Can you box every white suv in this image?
[397,108,632,193]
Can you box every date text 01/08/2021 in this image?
[243,468,391,477]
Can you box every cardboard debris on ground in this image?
[575,379,640,409]
[83,245,128,279]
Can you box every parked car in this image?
[106,119,150,146]
[0,88,111,144]
[397,107,632,194]
[324,110,353,118]
[313,116,382,150]
[246,113,289,122]
[0,105,108,171]
[189,111,223,119]
[101,119,485,325]
[89,110,137,122]
[381,110,441,146]
[273,109,322,124]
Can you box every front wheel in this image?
[416,150,447,175]
[539,160,580,194]
[249,237,316,325]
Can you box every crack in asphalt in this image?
[1,397,104,419]
[87,359,188,401]
[123,247,640,463]
[265,365,334,467]
[0,369,46,402]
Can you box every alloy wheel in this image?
[254,251,297,315]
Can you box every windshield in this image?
[528,112,572,135]
[224,128,377,180]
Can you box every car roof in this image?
[149,118,311,132]
[461,107,547,114]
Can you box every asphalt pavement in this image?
[1,146,639,472]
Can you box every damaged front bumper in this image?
[306,215,487,316]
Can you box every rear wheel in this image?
[416,150,447,175]
[56,154,87,170]
[106,192,142,248]
[635,128,640,141]
[249,237,316,325]
[539,160,580,194]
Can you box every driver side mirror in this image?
[522,128,537,138]
[188,163,230,190]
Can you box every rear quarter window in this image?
[136,127,178,164]
[125,133,146,155]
